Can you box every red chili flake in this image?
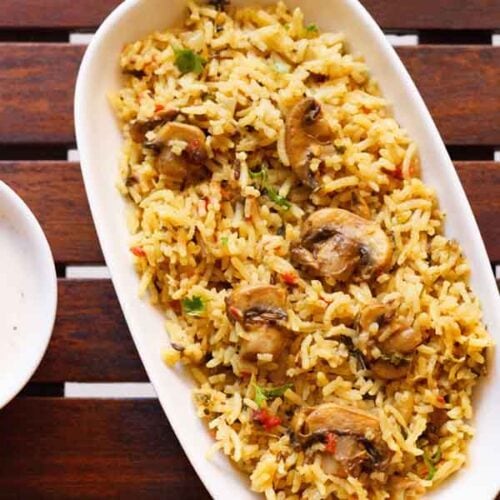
[155,104,165,112]
[392,165,404,180]
[130,246,146,257]
[281,272,298,286]
[436,395,445,405]
[169,300,182,314]
[252,409,282,431]
[203,197,210,210]
[228,305,242,321]
[324,432,337,453]
[240,371,252,379]
[418,464,429,478]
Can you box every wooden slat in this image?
[0,398,209,498]
[0,44,498,145]
[0,0,498,30]
[33,279,147,383]
[398,46,500,146]
[0,0,121,30]
[362,0,500,30]
[0,44,83,145]
[2,161,500,266]
[0,161,102,263]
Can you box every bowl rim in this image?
[74,1,500,498]
[0,181,58,410]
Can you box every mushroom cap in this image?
[285,97,336,188]
[291,208,392,281]
[226,284,289,362]
[153,122,208,190]
[129,108,179,143]
[226,284,287,325]
[302,403,381,439]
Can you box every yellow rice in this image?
[111,2,493,498]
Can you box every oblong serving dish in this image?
[74,1,500,498]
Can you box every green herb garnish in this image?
[266,186,292,210]
[174,48,206,75]
[423,447,441,480]
[254,383,293,407]
[220,236,229,245]
[305,23,319,33]
[181,295,205,316]
[248,165,268,183]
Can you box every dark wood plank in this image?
[362,0,500,30]
[0,161,102,263]
[0,44,83,145]
[2,161,500,266]
[0,0,498,30]
[0,398,210,499]
[0,0,121,30]
[398,46,500,146]
[0,44,498,145]
[33,279,147,383]
[455,161,500,261]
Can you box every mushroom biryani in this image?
[111,2,493,498]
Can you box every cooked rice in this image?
[111,2,493,498]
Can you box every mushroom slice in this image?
[367,318,424,380]
[239,325,283,362]
[303,403,380,438]
[152,122,208,190]
[370,359,410,380]
[226,285,287,326]
[129,108,179,143]
[291,208,392,281]
[285,97,337,188]
[297,403,389,477]
[226,285,288,362]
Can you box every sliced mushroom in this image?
[296,403,390,477]
[424,408,448,444]
[226,285,288,362]
[285,97,337,188]
[370,359,410,380]
[129,108,179,143]
[359,305,423,380]
[291,208,392,281]
[151,122,208,190]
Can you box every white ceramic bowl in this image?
[75,1,500,498]
[0,181,57,409]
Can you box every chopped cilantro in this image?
[174,48,206,75]
[248,165,268,183]
[304,23,319,38]
[254,383,293,407]
[266,187,291,210]
[220,236,229,245]
[181,295,205,316]
[423,447,441,480]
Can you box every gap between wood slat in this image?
[65,382,157,398]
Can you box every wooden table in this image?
[0,1,499,498]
